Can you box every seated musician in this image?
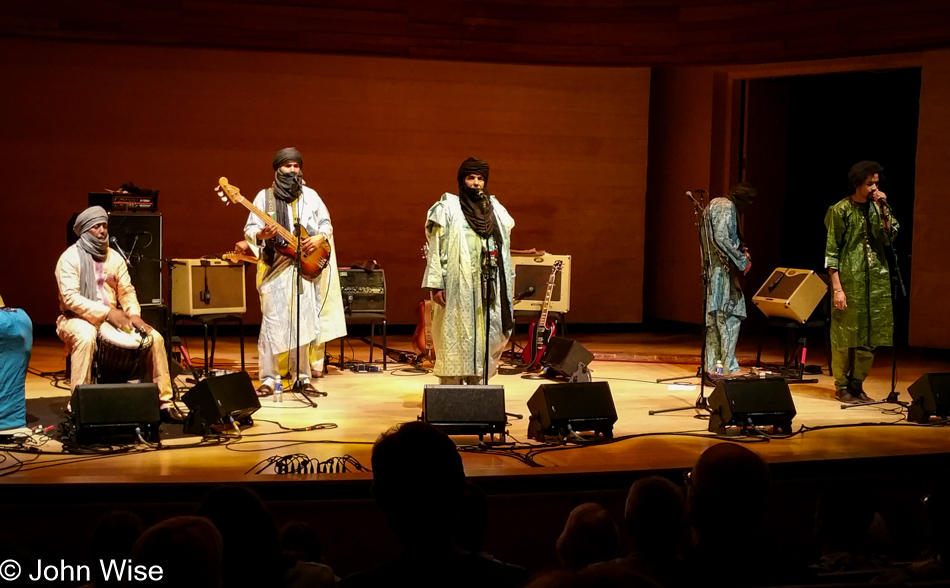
[55,206,182,423]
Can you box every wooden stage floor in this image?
[4,331,950,485]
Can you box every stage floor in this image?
[5,331,950,484]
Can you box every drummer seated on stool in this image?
[55,206,182,423]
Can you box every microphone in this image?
[291,173,303,198]
[477,189,490,200]
[870,190,894,213]
[110,237,131,265]
[686,191,702,207]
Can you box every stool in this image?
[172,313,245,374]
[340,311,387,369]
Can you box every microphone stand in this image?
[651,190,713,416]
[481,240,497,385]
[290,197,323,405]
[842,197,908,409]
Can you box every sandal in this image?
[255,384,274,398]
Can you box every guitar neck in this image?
[240,199,297,246]
[539,281,556,325]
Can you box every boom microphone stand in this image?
[650,190,713,416]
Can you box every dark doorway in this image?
[744,68,920,346]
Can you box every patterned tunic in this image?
[824,197,899,349]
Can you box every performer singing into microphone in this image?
[244,147,331,396]
[824,161,899,403]
[422,157,515,384]
[54,206,180,422]
[704,183,757,375]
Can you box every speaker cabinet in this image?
[182,371,259,434]
[171,259,246,315]
[422,385,506,441]
[512,253,571,314]
[339,268,386,313]
[541,337,594,378]
[908,372,950,423]
[752,268,828,323]
[70,383,161,445]
[109,213,164,307]
[526,381,616,441]
[707,377,796,435]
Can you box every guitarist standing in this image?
[704,183,757,376]
[244,147,331,396]
[422,157,516,385]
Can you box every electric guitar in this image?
[413,244,436,364]
[215,177,331,278]
[221,251,257,264]
[522,261,562,370]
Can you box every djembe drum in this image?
[95,322,152,383]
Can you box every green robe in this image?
[824,197,899,349]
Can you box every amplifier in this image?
[752,268,828,323]
[512,253,572,314]
[89,192,159,213]
[339,268,385,313]
[171,259,246,315]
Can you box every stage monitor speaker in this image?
[182,371,260,434]
[907,372,950,424]
[339,268,386,313]
[422,384,506,440]
[65,212,163,306]
[70,383,161,445]
[110,213,163,307]
[526,381,616,441]
[512,253,571,314]
[171,259,247,315]
[707,377,796,435]
[541,337,594,379]
[752,268,828,323]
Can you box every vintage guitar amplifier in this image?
[512,253,571,314]
[752,268,828,323]
[339,268,386,313]
[171,259,246,315]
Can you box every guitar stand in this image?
[770,337,819,384]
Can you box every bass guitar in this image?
[215,177,331,278]
[522,260,562,370]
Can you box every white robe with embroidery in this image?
[422,193,515,378]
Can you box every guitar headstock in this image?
[215,177,244,206]
[553,260,563,272]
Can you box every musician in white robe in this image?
[55,206,176,420]
[244,148,331,396]
[422,158,515,384]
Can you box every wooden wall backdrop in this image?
[1,1,949,66]
[910,49,950,349]
[0,36,649,327]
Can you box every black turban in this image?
[272,147,303,171]
[457,157,489,187]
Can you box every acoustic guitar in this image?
[522,261,562,370]
[215,177,331,278]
